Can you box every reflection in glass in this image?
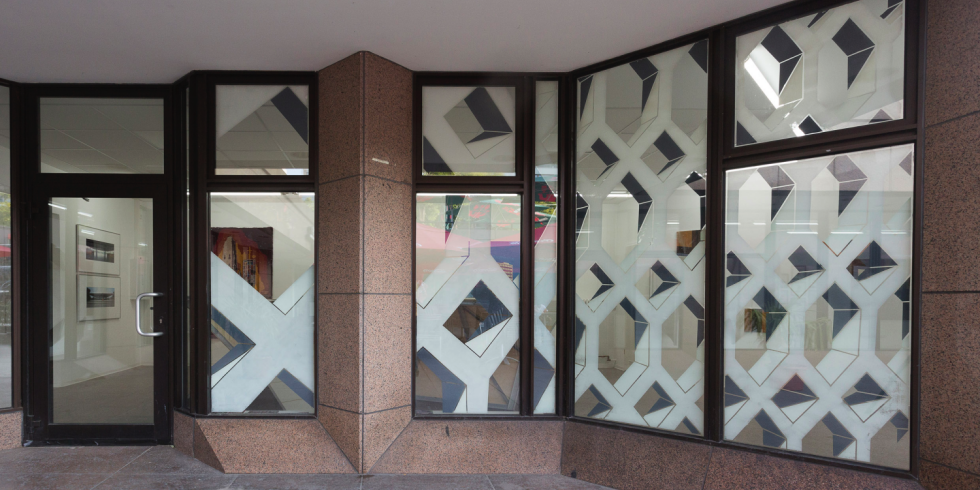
[215,85,310,176]
[421,86,516,177]
[40,98,165,174]
[50,198,154,424]
[209,192,315,414]
[734,0,906,146]
[724,144,914,469]
[574,41,707,435]
[415,194,521,414]
[533,81,559,414]
[0,86,10,409]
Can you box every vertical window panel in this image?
[415,194,522,414]
[0,86,10,409]
[215,85,310,176]
[723,144,913,469]
[208,192,315,414]
[734,0,906,146]
[421,87,517,177]
[533,82,559,414]
[574,41,708,435]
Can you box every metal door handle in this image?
[136,292,164,337]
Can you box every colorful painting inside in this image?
[211,227,273,299]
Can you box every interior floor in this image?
[0,446,612,489]
[52,366,153,425]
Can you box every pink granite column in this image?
[317,51,414,473]
[919,0,980,487]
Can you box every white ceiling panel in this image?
[0,0,786,83]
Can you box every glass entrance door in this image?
[49,197,157,425]
[33,191,171,442]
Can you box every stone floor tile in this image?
[94,474,238,490]
[118,446,223,475]
[228,474,362,490]
[362,474,494,490]
[0,473,108,490]
[0,446,149,474]
[489,474,615,489]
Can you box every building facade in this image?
[0,0,976,487]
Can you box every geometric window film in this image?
[724,144,914,469]
[415,194,522,414]
[735,0,906,146]
[209,254,315,414]
[534,81,559,414]
[215,85,310,175]
[421,86,517,177]
[575,41,707,436]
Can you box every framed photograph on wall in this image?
[211,227,274,299]
[77,225,121,276]
[77,275,121,321]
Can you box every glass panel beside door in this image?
[48,197,156,425]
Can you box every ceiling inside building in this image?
[1,0,786,83]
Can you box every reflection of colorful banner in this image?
[211,227,273,299]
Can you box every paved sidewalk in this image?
[0,446,612,489]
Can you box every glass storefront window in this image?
[0,86,11,409]
[533,81,559,414]
[734,0,906,146]
[40,98,165,174]
[208,192,315,414]
[421,86,517,177]
[415,194,522,414]
[574,40,708,435]
[215,85,310,176]
[724,144,913,469]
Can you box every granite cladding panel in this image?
[0,410,21,450]
[195,418,355,474]
[317,292,362,412]
[318,178,363,294]
[370,420,562,474]
[363,176,413,294]
[363,293,412,412]
[702,447,922,490]
[192,421,223,473]
[920,460,980,490]
[363,405,413,473]
[317,405,363,472]
[921,293,980,474]
[561,421,711,490]
[925,0,980,127]
[319,52,364,183]
[364,52,413,184]
[922,112,980,291]
[173,411,194,457]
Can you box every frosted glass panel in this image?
[574,41,708,436]
[421,86,517,176]
[734,0,906,146]
[533,81,559,414]
[215,85,310,176]
[724,144,913,470]
[209,192,315,414]
[415,194,521,414]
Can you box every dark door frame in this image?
[22,84,175,444]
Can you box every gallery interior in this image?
[0,0,977,488]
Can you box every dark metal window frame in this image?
[181,71,320,419]
[412,73,568,418]
[558,0,925,480]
